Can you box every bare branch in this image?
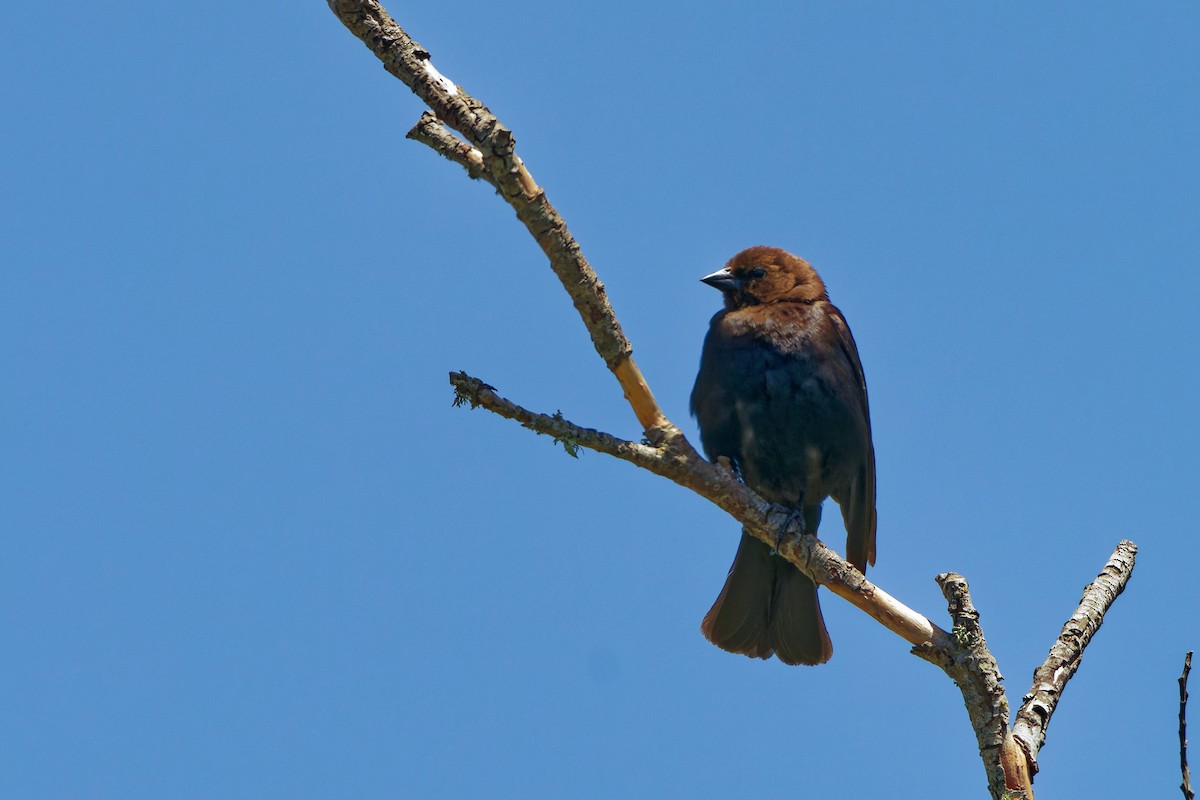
[327,0,665,429]
[917,573,1014,798]
[407,112,488,181]
[1012,540,1138,773]
[450,371,661,466]
[1183,651,1195,800]
[448,370,947,653]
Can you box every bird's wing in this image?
[828,306,877,570]
[690,315,754,468]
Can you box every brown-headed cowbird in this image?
[691,246,876,665]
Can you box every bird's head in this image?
[700,246,829,309]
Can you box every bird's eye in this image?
[747,267,767,279]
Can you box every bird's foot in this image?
[770,507,806,555]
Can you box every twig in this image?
[1012,540,1138,773]
[1183,651,1194,800]
[406,112,487,181]
[450,371,661,465]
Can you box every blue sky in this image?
[4,2,1198,797]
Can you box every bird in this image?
[690,245,876,665]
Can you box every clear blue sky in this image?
[4,2,1198,797]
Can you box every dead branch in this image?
[1011,540,1138,774]
[449,370,945,652]
[327,0,665,430]
[1182,651,1195,800]
[926,573,1013,797]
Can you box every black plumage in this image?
[691,246,876,665]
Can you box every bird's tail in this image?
[700,530,832,666]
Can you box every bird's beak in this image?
[700,267,740,292]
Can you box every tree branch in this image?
[450,371,660,464]
[920,573,1013,798]
[449,370,947,653]
[328,0,666,430]
[407,112,487,181]
[1182,651,1195,800]
[1011,540,1138,773]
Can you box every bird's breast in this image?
[704,304,866,504]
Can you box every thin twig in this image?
[450,371,661,465]
[1182,651,1194,800]
[407,112,488,181]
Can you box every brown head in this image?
[700,246,828,309]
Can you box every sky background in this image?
[4,2,1198,798]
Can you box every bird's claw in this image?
[771,507,806,555]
